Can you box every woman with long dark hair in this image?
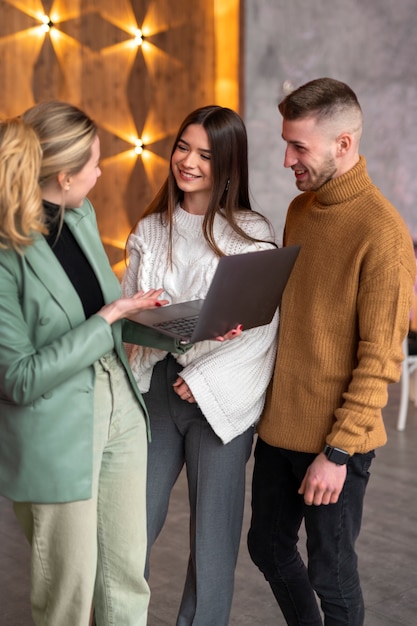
[123,105,278,625]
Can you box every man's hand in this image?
[298,453,347,506]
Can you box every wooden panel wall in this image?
[0,0,239,273]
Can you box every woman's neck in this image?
[41,190,65,206]
[40,178,67,207]
[181,192,210,216]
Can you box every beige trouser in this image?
[14,352,150,626]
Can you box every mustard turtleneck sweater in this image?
[258,156,416,455]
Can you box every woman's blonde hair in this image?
[22,101,97,186]
[0,117,45,252]
[22,101,97,226]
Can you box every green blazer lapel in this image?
[24,235,85,325]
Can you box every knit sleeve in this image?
[121,239,192,356]
[328,251,415,454]
[179,311,278,444]
[122,243,141,298]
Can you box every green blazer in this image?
[0,199,178,504]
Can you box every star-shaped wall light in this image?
[1,0,239,273]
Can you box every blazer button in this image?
[42,392,53,399]
[39,317,51,325]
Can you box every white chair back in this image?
[397,336,417,430]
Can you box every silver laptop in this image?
[127,245,300,344]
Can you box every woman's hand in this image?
[173,376,196,403]
[97,289,169,325]
[215,324,243,342]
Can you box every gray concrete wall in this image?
[244,0,417,243]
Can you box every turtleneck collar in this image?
[314,156,372,207]
[42,199,64,244]
[42,199,62,225]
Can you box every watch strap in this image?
[323,444,349,465]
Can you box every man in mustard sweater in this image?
[247,78,416,625]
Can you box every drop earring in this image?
[225,178,230,192]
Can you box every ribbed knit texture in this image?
[123,205,279,443]
[258,157,416,455]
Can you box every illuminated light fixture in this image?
[134,29,144,46]
[134,139,144,155]
[41,15,54,32]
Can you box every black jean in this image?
[247,438,375,626]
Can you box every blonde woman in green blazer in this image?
[0,109,173,626]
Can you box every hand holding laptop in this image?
[216,323,243,342]
[127,246,300,344]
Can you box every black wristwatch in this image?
[323,445,349,465]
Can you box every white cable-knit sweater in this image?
[122,205,279,444]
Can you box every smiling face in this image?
[171,124,213,207]
[281,116,339,192]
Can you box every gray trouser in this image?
[145,355,253,626]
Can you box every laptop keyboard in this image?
[154,316,199,336]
